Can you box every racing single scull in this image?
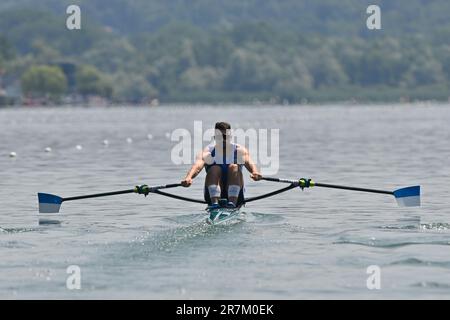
[38,177,421,225]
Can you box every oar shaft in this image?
[153,190,207,204]
[63,189,135,202]
[314,183,393,195]
[62,183,183,202]
[262,177,393,195]
[245,184,298,203]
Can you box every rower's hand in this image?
[250,172,262,181]
[181,177,193,187]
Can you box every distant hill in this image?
[1,0,450,104]
[1,0,450,37]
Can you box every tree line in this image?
[1,3,450,104]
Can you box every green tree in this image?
[21,65,67,99]
[82,38,139,73]
[179,66,224,90]
[194,37,234,68]
[224,49,282,91]
[402,58,445,86]
[274,57,313,99]
[309,50,348,88]
[0,35,15,71]
[30,39,60,64]
[437,45,450,82]
[350,40,408,86]
[113,73,157,103]
[75,65,113,98]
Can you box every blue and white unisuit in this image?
[204,143,245,205]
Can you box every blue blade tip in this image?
[38,193,63,204]
[393,186,420,198]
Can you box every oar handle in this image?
[262,177,297,184]
[150,183,182,190]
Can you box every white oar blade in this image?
[393,186,420,207]
[38,193,63,213]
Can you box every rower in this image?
[181,122,262,209]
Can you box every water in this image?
[0,104,449,299]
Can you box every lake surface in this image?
[0,104,449,299]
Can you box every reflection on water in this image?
[38,218,62,226]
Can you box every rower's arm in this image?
[241,147,262,181]
[181,148,207,187]
[186,151,206,179]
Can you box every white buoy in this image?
[147,134,153,140]
[9,152,17,158]
[165,132,171,139]
[103,140,109,146]
[44,147,52,153]
[126,137,133,144]
[75,145,83,150]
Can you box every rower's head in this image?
[214,122,232,143]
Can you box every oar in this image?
[37,183,182,213]
[262,177,420,207]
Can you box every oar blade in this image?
[393,186,420,207]
[38,193,63,213]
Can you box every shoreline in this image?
[1,100,449,109]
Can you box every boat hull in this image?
[206,207,241,225]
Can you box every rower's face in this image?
[214,129,232,144]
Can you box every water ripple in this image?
[334,239,450,248]
[379,223,450,231]
[420,223,450,231]
[0,227,37,234]
[411,282,450,289]
[388,258,450,268]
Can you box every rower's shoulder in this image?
[203,143,214,151]
[201,144,214,157]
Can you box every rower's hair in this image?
[215,122,231,133]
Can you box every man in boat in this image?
[181,122,262,209]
